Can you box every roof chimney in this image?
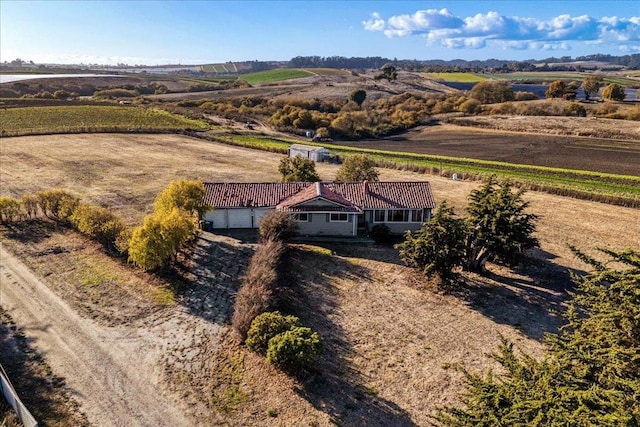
[362,180,369,194]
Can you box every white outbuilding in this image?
[288,144,330,162]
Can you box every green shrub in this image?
[266,326,323,372]
[370,224,392,245]
[245,311,301,354]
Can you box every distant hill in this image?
[2,53,637,76]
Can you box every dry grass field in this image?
[1,133,639,425]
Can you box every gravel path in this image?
[0,245,192,426]
[0,231,254,425]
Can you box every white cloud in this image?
[363,9,640,51]
[363,12,385,32]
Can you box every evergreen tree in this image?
[348,89,367,107]
[438,248,640,426]
[466,177,538,272]
[396,202,468,288]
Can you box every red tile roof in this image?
[203,182,435,210]
[277,183,361,212]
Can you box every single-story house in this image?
[288,144,330,162]
[202,181,435,237]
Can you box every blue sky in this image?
[1,1,639,65]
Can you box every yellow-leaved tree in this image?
[128,179,205,270]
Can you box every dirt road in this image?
[0,245,192,426]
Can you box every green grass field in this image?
[301,68,351,76]
[212,134,640,207]
[1,106,209,136]
[240,69,313,85]
[423,72,487,82]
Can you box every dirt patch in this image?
[1,220,172,325]
[341,122,640,175]
[450,113,640,141]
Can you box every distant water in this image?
[0,74,124,84]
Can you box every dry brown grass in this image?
[0,134,286,226]
[0,220,176,324]
[2,133,639,425]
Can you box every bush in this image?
[469,81,514,104]
[245,311,301,354]
[128,208,195,270]
[370,224,392,244]
[259,211,298,242]
[0,196,21,224]
[266,326,323,372]
[70,203,126,249]
[232,281,273,341]
[36,189,79,221]
[232,239,285,339]
[514,91,538,101]
[93,88,138,98]
[20,194,39,218]
[566,102,587,117]
[458,99,482,115]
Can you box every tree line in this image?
[286,54,640,71]
[0,179,206,271]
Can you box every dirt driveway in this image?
[0,245,193,426]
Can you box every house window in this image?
[411,209,423,222]
[388,210,409,222]
[330,213,348,222]
[294,213,309,222]
[374,210,386,222]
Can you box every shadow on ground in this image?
[2,219,59,245]
[454,249,583,341]
[278,246,415,427]
[172,231,256,324]
[308,242,404,265]
[0,308,88,426]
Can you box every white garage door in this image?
[210,210,228,228]
[253,209,272,228]
[228,209,253,228]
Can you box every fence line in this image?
[0,363,38,427]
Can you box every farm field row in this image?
[2,104,638,205]
[213,133,640,207]
[0,105,209,136]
